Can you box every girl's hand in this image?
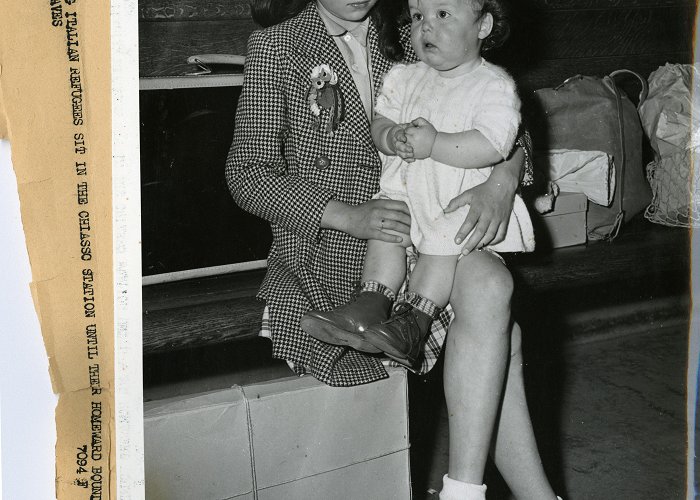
[444,153,521,254]
[323,199,411,244]
[404,117,437,160]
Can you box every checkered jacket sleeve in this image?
[225,30,334,242]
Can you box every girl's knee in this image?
[485,264,514,299]
[447,253,515,344]
[455,253,514,302]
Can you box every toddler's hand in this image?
[389,123,415,162]
[404,117,437,160]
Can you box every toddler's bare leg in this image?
[406,253,459,308]
[300,237,407,352]
[359,253,456,368]
[362,237,410,294]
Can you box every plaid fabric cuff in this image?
[360,280,396,301]
[404,292,441,319]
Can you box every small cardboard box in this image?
[534,191,588,248]
[144,367,410,500]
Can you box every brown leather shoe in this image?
[362,302,433,368]
[300,291,391,354]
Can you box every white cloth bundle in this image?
[638,63,700,160]
[534,149,615,206]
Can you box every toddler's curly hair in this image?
[472,0,511,52]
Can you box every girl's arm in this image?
[226,30,336,242]
[321,198,411,242]
[227,31,411,244]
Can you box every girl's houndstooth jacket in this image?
[225,2,530,386]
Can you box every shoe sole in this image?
[362,331,417,369]
[301,316,382,354]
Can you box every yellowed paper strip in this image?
[0,1,115,498]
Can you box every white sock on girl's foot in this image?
[439,474,487,500]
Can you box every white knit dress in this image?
[375,59,535,255]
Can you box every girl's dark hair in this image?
[249,0,408,62]
[372,0,409,62]
[476,0,511,52]
[249,0,310,28]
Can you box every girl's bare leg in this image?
[490,322,557,499]
[444,250,511,484]
[445,251,557,498]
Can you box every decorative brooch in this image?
[307,64,344,133]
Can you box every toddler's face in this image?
[317,0,380,22]
[409,0,492,74]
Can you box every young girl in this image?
[301,0,535,370]
[227,0,560,498]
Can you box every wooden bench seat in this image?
[142,216,690,356]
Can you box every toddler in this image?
[302,0,535,368]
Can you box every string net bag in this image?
[639,63,700,227]
[645,147,700,227]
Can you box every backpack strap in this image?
[609,69,649,108]
[590,69,647,241]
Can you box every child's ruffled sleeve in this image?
[374,64,409,123]
[472,74,522,160]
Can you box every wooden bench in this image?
[138,0,694,359]
[142,216,690,356]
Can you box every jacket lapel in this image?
[290,4,377,153]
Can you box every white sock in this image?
[439,474,487,500]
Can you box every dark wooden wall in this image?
[492,0,695,92]
[137,0,695,275]
[139,0,696,88]
[139,0,254,77]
